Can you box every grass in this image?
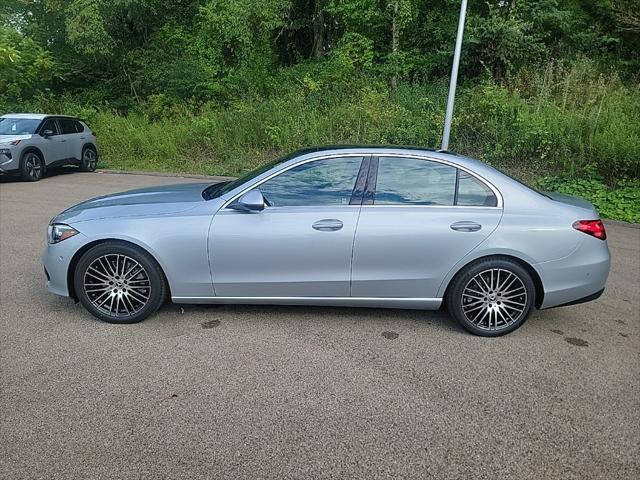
[10,59,640,221]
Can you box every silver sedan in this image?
[42,147,610,336]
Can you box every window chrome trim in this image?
[360,204,502,209]
[221,152,503,210]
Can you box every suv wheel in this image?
[21,152,44,181]
[79,146,98,172]
[446,258,535,336]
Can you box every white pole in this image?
[441,0,468,151]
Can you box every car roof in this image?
[289,145,446,157]
[291,145,491,173]
[1,113,79,120]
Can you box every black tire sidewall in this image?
[80,146,97,172]
[74,242,166,324]
[20,152,44,181]
[447,258,535,337]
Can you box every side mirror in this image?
[229,189,265,212]
[42,129,54,138]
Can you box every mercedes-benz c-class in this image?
[42,147,610,336]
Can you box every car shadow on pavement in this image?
[0,165,83,183]
[162,303,467,335]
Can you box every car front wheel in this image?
[20,152,44,181]
[446,258,535,336]
[74,242,167,324]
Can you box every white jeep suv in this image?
[0,113,99,181]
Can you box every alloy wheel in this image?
[460,268,527,332]
[83,254,151,318]
[83,149,97,170]
[25,154,42,180]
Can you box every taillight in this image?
[573,220,606,240]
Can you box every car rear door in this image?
[209,156,368,297]
[351,156,503,299]
[57,117,80,160]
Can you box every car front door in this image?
[209,156,367,297]
[38,118,67,164]
[351,156,503,299]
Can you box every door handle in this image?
[60,139,67,142]
[312,219,343,231]
[450,221,482,232]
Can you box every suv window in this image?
[40,118,59,136]
[259,157,363,207]
[374,157,457,205]
[74,120,85,133]
[456,171,498,207]
[58,118,77,134]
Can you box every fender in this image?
[67,233,175,298]
[437,247,542,299]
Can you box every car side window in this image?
[259,157,363,207]
[456,171,498,207]
[59,118,77,135]
[74,120,85,133]
[40,119,59,136]
[374,157,457,205]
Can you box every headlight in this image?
[47,224,79,244]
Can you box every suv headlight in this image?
[47,224,79,244]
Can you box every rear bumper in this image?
[545,288,604,309]
[536,237,611,309]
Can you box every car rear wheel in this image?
[20,152,44,181]
[446,258,535,336]
[79,146,97,172]
[74,242,167,324]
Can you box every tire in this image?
[79,146,98,172]
[446,257,535,337]
[20,151,44,181]
[74,241,167,324]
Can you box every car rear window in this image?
[456,171,498,207]
[58,118,78,134]
[374,157,457,205]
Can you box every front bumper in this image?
[42,232,88,297]
[0,152,19,174]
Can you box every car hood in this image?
[0,134,32,144]
[53,182,214,223]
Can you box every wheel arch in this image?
[81,142,98,153]
[21,146,45,163]
[66,238,171,301]
[441,254,545,309]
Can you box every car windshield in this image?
[0,118,41,135]
[202,155,293,200]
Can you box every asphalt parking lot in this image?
[1,170,639,479]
